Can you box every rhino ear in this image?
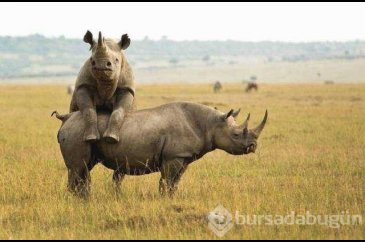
[119,34,131,50]
[221,109,234,121]
[83,30,95,50]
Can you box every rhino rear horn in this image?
[252,110,268,137]
[241,113,250,130]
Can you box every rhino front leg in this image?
[159,158,187,198]
[76,86,100,142]
[103,89,134,144]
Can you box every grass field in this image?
[0,83,364,239]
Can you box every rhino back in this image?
[98,102,214,168]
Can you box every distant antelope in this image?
[67,84,75,95]
[213,81,223,93]
[246,82,258,93]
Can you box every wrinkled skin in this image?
[54,102,268,198]
[69,31,135,144]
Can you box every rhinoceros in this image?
[53,102,268,198]
[69,31,136,144]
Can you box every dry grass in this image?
[0,83,364,239]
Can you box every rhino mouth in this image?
[243,144,256,154]
[93,67,113,72]
[92,68,114,80]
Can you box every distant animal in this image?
[69,30,135,144]
[213,81,223,93]
[246,82,258,93]
[324,80,334,85]
[53,102,268,198]
[67,85,75,95]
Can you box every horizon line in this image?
[0,34,365,44]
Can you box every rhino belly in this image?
[97,137,162,175]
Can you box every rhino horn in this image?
[97,31,105,48]
[240,113,250,130]
[252,110,268,137]
[232,109,241,118]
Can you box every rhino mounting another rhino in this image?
[53,102,268,198]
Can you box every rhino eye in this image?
[116,58,119,62]
[90,58,96,66]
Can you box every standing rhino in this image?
[53,102,268,198]
[69,31,135,144]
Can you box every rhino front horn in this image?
[97,31,105,47]
[253,110,268,137]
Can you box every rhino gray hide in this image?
[53,102,268,198]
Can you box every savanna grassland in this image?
[0,83,364,239]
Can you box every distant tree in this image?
[169,58,179,65]
[202,55,210,62]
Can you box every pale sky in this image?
[0,2,364,42]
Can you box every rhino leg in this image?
[76,86,100,142]
[59,126,94,198]
[68,166,91,199]
[159,158,187,198]
[112,170,125,195]
[103,90,134,144]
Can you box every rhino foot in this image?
[84,128,100,143]
[103,132,119,144]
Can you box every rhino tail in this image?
[51,111,72,123]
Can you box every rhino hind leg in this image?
[159,158,187,198]
[112,170,125,195]
[68,167,91,198]
[59,126,94,198]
